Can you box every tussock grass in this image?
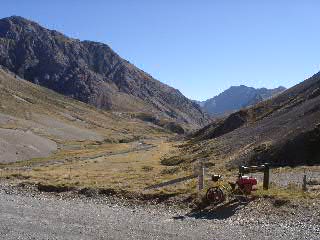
[2,139,197,197]
[160,156,185,166]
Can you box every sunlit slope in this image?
[0,67,171,163]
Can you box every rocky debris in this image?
[0,16,209,128]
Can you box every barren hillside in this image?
[165,72,320,169]
[0,66,173,163]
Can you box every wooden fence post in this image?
[303,174,307,191]
[239,166,244,176]
[69,167,71,180]
[198,166,205,191]
[263,164,270,190]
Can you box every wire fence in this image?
[250,169,320,189]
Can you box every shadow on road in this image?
[174,199,250,221]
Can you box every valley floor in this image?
[0,183,319,240]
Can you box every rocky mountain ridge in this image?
[198,85,286,116]
[0,16,209,128]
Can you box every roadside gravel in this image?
[0,183,319,240]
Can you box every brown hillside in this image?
[173,72,320,168]
[0,66,174,163]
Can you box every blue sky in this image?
[1,1,320,100]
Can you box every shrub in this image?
[141,165,154,172]
[160,156,184,166]
[161,167,180,175]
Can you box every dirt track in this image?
[0,184,319,240]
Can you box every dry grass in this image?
[2,143,319,200]
[0,68,195,197]
[253,185,318,200]
[1,139,198,195]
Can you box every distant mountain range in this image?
[196,85,286,116]
[189,72,320,167]
[0,16,209,128]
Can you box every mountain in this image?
[199,85,286,116]
[0,16,209,128]
[167,73,320,168]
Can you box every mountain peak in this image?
[200,85,286,116]
[2,15,39,27]
[4,15,29,21]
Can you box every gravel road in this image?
[0,185,319,240]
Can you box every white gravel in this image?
[0,184,319,240]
